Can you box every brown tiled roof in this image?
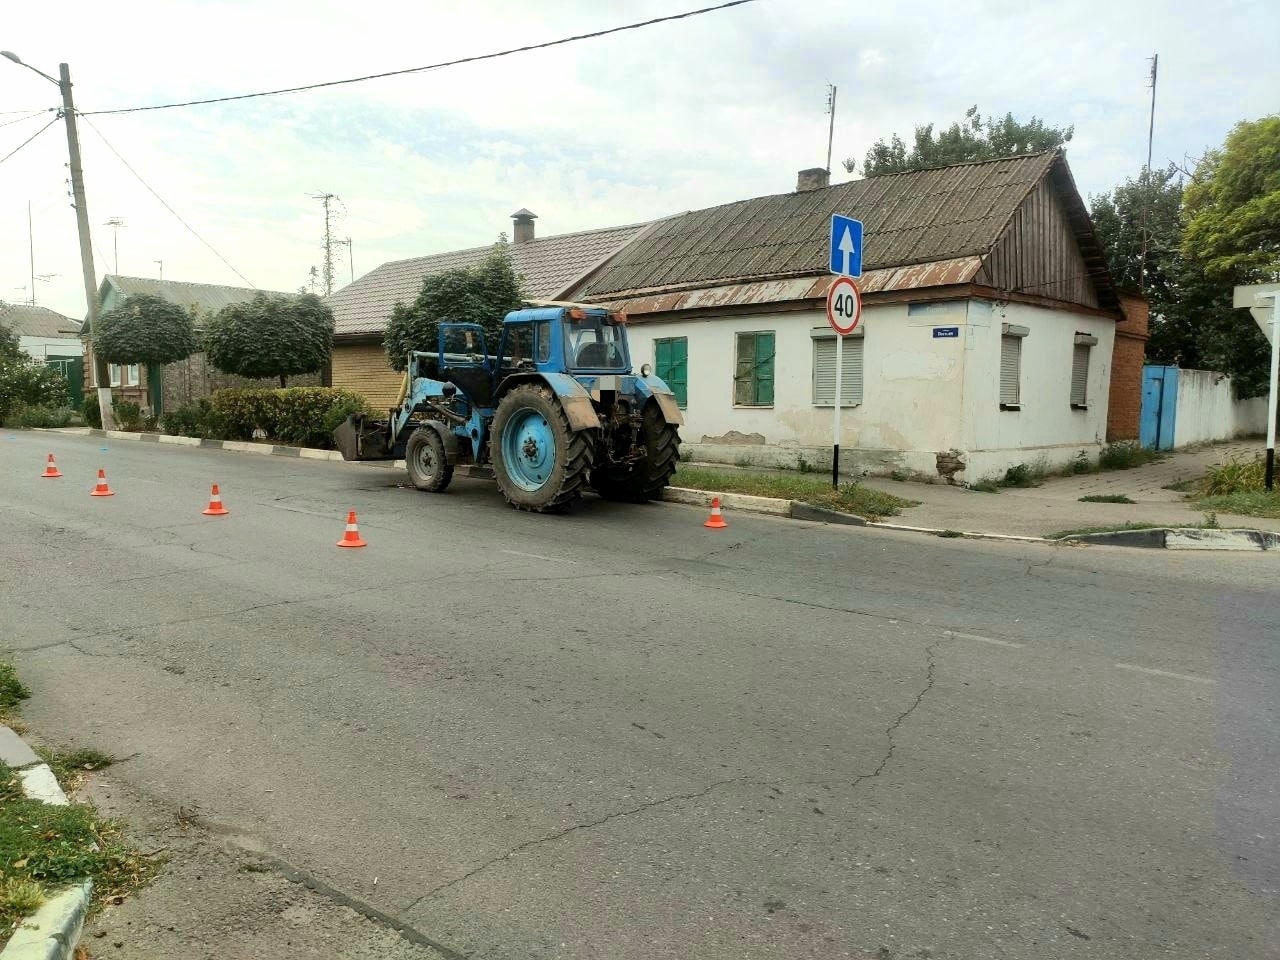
[328,223,647,337]
[0,303,80,338]
[574,152,1064,299]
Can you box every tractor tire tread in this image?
[491,384,595,513]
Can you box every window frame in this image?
[810,328,865,408]
[109,364,122,387]
[733,330,775,408]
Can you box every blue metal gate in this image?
[1140,365,1179,450]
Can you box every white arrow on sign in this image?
[838,227,856,276]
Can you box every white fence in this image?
[1173,368,1268,447]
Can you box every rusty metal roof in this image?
[574,152,1062,300]
[329,223,648,337]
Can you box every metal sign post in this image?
[1265,293,1279,490]
[826,214,865,488]
[825,277,862,487]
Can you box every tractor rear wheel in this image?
[405,427,453,493]
[490,384,595,512]
[592,401,682,502]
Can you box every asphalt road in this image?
[2,431,1277,959]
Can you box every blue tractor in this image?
[333,304,684,512]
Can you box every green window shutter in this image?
[654,338,688,408]
[734,333,755,405]
[754,332,774,405]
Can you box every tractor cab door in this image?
[438,323,495,408]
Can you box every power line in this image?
[81,0,758,116]
[0,116,59,167]
[0,111,48,130]
[78,114,257,288]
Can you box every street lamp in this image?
[1,50,115,428]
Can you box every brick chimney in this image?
[796,168,830,192]
[511,208,537,243]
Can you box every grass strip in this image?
[674,467,918,520]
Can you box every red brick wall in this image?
[1108,295,1149,441]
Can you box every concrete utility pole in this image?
[1,52,115,427]
[1233,283,1280,491]
[825,84,837,176]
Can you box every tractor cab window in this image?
[566,314,627,370]
[499,322,535,373]
[439,324,488,367]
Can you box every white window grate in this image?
[812,336,864,406]
[1000,335,1022,407]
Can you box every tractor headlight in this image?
[640,363,652,377]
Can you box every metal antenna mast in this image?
[309,192,338,297]
[1139,54,1158,292]
[104,217,125,274]
[825,84,838,175]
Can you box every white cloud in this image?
[1,0,1277,320]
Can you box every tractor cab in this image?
[490,306,630,378]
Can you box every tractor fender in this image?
[415,421,461,465]
[498,373,602,433]
[633,376,685,426]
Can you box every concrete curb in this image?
[0,882,92,960]
[71,428,351,463]
[1059,527,1280,551]
[0,725,90,960]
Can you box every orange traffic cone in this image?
[336,510,367,548]
[41,453,62,478]
[703,496,728,529]
[89,468,114,497]
[202,484,229,516]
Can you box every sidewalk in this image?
[855,440,1280,539]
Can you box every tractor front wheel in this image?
[490,385,594,512]
[405,427,453,493]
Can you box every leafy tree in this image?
[849,105,1073,177]
[205,292,334,387]
[0,320,19,360]
[1092,157,1273,396]
[95,294,199,366]
[1182,116,1280,280]
[383,243,523,371]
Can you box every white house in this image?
[0,303,82,361]
[569,150,1126,482]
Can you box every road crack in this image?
[851,638,944,789]
[405,776,744,909]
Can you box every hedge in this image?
[171,387,371,449]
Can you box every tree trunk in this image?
[279,374,287,388]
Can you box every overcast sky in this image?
[2,0,1277,320]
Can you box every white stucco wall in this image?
[19,335,82,359]
[1172,368,1268,446]
[962,300,1115,478]
[626,297,1116,481]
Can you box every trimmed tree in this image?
[95,294,200,368]
[383,243,523,371]
[205,292,334,387]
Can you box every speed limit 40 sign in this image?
[826,276,862,335]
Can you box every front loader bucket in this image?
[333,414,394,461]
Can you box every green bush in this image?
[112,400,142,432]
[83,394,101,429]
[1098,441,1162,471]
[0,354,68,422]
[162,400,217,438]
[2,405,75,429]
[208,387,370,449]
